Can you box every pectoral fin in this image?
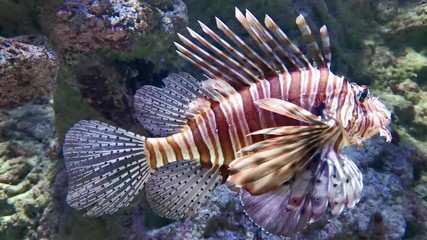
[240,148,363,237]
[228,98,333,195]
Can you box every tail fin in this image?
[63,120,152,216]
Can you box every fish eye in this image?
[358,86,369,103]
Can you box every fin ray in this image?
[135,73,210,137]
[264,14,311,69]
[295,14,326,69]
[63,120,151,216]
[145,160,221,219]
[241,184,313,237]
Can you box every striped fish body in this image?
[144,68,344,170]
[62,8,392,238]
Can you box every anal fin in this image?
[145,160,222,219]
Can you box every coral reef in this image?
[0,36,58,109]
[51,0,155,62]
[50,0,187,65]
[0,103,59,240]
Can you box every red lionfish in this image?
[63,8,392,237]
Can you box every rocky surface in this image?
[51,0,154,63]
[50,0,187,65]
[0,103,59,240]
[0,36,58,109]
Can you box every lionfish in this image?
[63,8,392,237]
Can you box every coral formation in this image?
[0,103,59,240]
[51,0,154,62]
[0,36,58,109]
[50,0,187,65]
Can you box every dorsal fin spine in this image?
[242,9,288,73]
[178,33,236,83]
[295,14,326,69]
[216,16,273,78]
[186,27,257,85]
[198,20,264,78]
[175,42,219,78]
[176,37,247,87]
[234,8,278,76]
[320,25,331,69]
[244,10,300,73]
[264,15,311,69]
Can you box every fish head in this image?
[351,83,392,144]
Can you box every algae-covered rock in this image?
[51,0,187,65]
[0,103,59,240]
[51,0,155,61]
[0,36,58,109]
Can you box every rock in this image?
[381,1,427,49]
[0,36,58,109]
[50,0,187,64]
[50,0,154,59]
[0,102,59,239]
[375,0,398,23]
[0,157,32,185]
[392,79,422,103]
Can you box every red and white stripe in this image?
[144,68,357,169]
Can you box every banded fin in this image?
[185,27,258,85]
[134,72,210,137]
[215,14,276,80]
[177,8,332,90]
[286,153,330,222]
[63,120,151,216]
[264,14,311,69]
[228,98,330,195]
[241,148,362,237]
[145,160,221,219]
[327,150,363,215]
[241,184,313,237]
[282,148,363,218]
[255,98,324,125]
[228,126,324,195]
[320,25,331,69]
[295,14,326,69]
[235,8,288,74]
[198,20,264,79]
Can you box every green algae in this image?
[53,69,105,143]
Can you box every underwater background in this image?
[0,0,426,239]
